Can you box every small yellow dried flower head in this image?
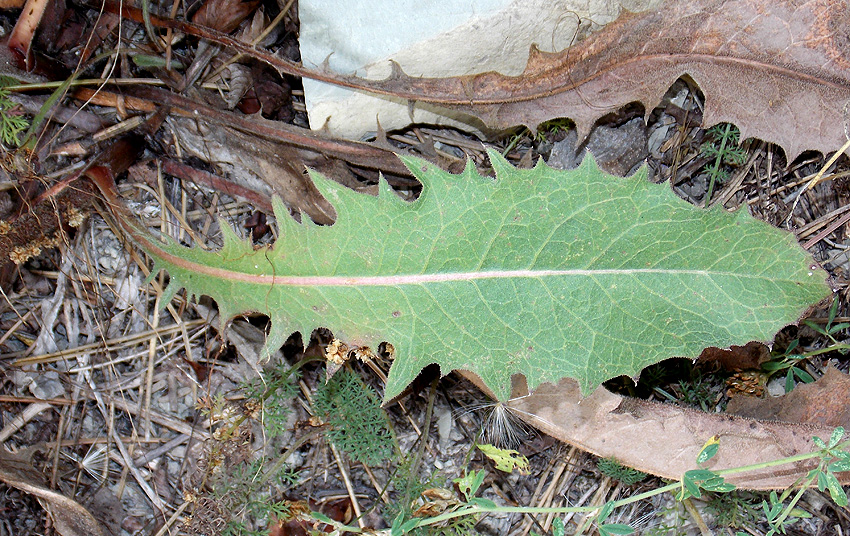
[65,206,87,228]
[325,338,350,366]
[10,243,41,264]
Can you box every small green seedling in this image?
[597,457,647,486]
[763,299,849,393]
[0,76,29,147]
[700,122,747,205]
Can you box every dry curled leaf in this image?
[167,117,336,224]
[191,0,260,34]
[728,366,850,429]
[477,373,850,490]
[335,0,850,160]
[698,341,770,372]
[103,0,850,159]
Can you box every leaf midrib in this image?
[163,253,803,287]
[142,225,809,287]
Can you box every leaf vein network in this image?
[472,279,526,355]
[475,197,514,272]
[420,193,446,274]
[539,278,597,349]
[419,283,485,363]
[589,275,671,345]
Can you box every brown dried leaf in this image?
[338,0,850,160]
[413,499,458,518]
[234,7,267,44]
[462,371,849,490]
[167,117,336,224]
[269,498,348,536]
[0,448,109,536]
[0,175,95,288]
[105,0,850,159]
[117,85,412,193]
[192,0,260,34]
[698,341,770,372]
[422,488,455,501]
[728,366,850,428]
[0,137,143,290]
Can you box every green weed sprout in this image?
[534,118,572,143]
[802,297,850,350]
[597,457,648,486]
[763,299,850,392]
[705,490,762,530]
[204,359,396,535]
[748,426,850,536]
[700,123,747,205]
[501,118,573,156]
[0,76,29,147]
[313,368,395,465]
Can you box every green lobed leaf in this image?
[139,150,830,401]
[477,443,530,474]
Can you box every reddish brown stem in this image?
[7,0,49,70]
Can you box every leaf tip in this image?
[399,154,443,180]
[271,196,293,227]
[306,167,346,206]
[463,155,478,177]
[377,173,409,205]
[259,321,290,364]
[576,150,601,173]
[218,217,248,253]
[486,148,514,178]
[149,268,180,307]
